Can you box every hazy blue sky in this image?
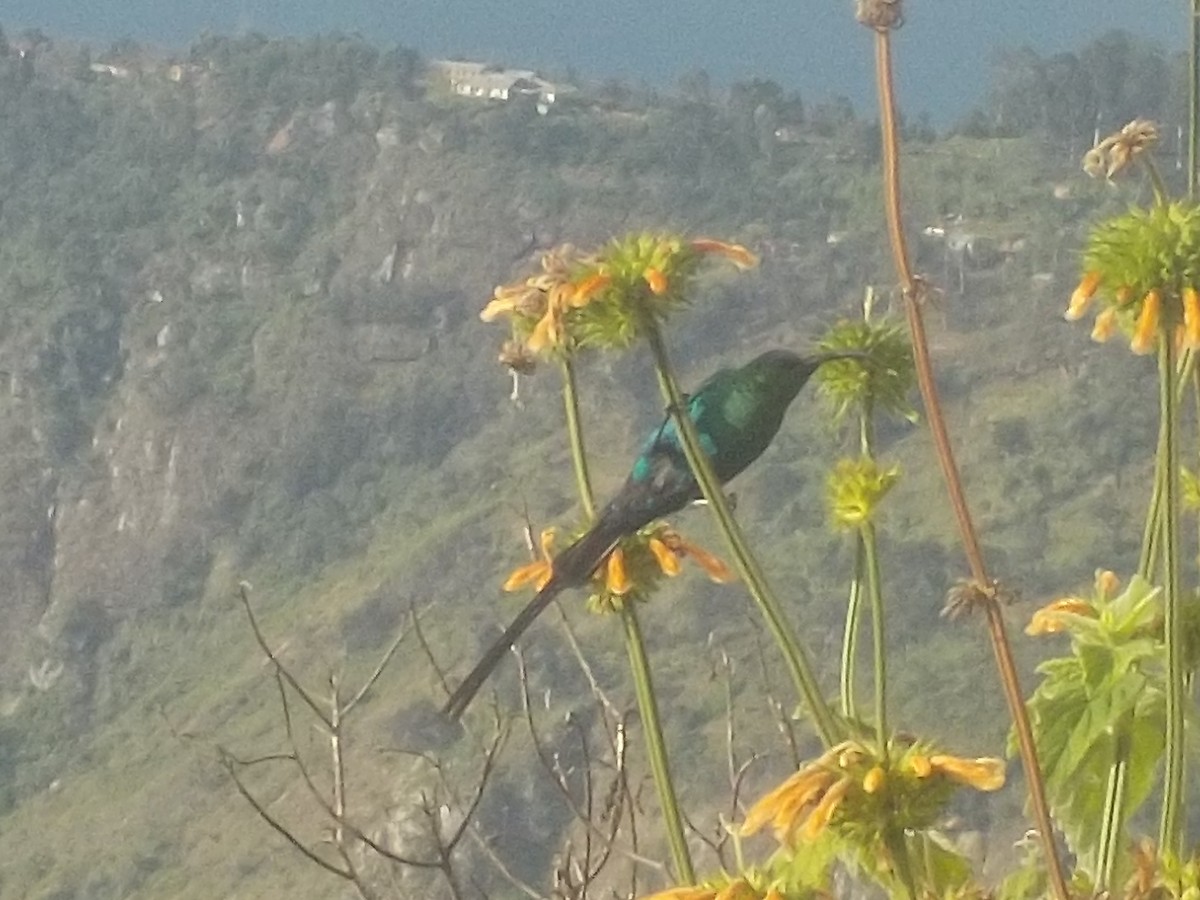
[3,2,1185,122]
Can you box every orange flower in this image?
[1066,271,1101,320]
[801,775,852,839]
[862,765,886,794]
[927,755,1006,791]
[1026,597,1095,635]
[1184,286,1200,349]
[503,529,556,591]
[606,547,631,595]
[1130,290,1161,354]
[1091,307,1118,343]
[644,267,668,295]
[647,527,735,583]
[690,238,759,269]
[740,763,838,843]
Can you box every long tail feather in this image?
[442,515,628,720]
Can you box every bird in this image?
[443,348,864,719]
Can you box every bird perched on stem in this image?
[443,349,864,719]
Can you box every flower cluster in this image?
[814,318,917,425]
[740,739,1004,848]
[1025,569,1159,643]
[827,458,900,531]
[1066,201,1200,355]
[503,523,733,613]
[482,235,757,360]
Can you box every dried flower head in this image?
[855,0,904,31]
[1082,119,1159,181]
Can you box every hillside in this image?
[0,29,1172,899]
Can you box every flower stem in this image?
[558,356,694,883]
[1096,731,1130,893]
[862,522,888,754]
[840,537,865,720]
[1157,335,1185,855]
[641,319,839,747]
[621,604,696,884]
[560,358,597,521]
[871,28,1068,900]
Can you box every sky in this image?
[2,1,1187,123]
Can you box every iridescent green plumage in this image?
[443,349,858,719]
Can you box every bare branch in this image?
[238,583,331,727]
[220,747,352,881]
[344,622,408,715]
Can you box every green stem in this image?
[840,536,865,720]
[1139,451,1163,581]
[1096,732,1130,893]
[558,355,694,883]
[560,358,597,521]
[1190,0,1199,201]
[1158,334,1186,854]
[861,522,888,754]
[621,605,695,884]
[642,320,839,746]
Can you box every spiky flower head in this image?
[482,235,757,358]
[569,234,758,350]
[827,457,900,531]
[1067,201,1200,355]
[814,319,916,424]
[740,739,1003,849]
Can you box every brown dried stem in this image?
[869,25,1069,900]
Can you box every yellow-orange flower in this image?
[690,238,759,269]
[1184,286,1200,349]
[1130,289,1161,354]
[503,529,556,591]
[862,765,886,794]
[637,879,773,900]
[1091,307,1118,343]
[1026,597,1095,635]
[740,759,840,843]
[647,527,735,583]
[802,775,852,840]
[1066,271,1101,320]
[606,547,632,595]
[644,267,668,295]
[926,755,1006,791]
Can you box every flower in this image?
[1025,597,1096,636]
[1091,307,1118,342]
[647,526,735,583]
[815,318,917,425]
[1068,201,1200,355]
[605,547,631,595]
[1082,119,1159,180]
[1065,271,1101,320]
[638,877,776,900]
[827,458,900,530]
[1184,286,1200,349]
[502,528,556,591]
[481,245,607,355]
[924,755,1006,791]
[568,233,758,350]
[1130,289,1161,354]
[741,739,1004,849]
